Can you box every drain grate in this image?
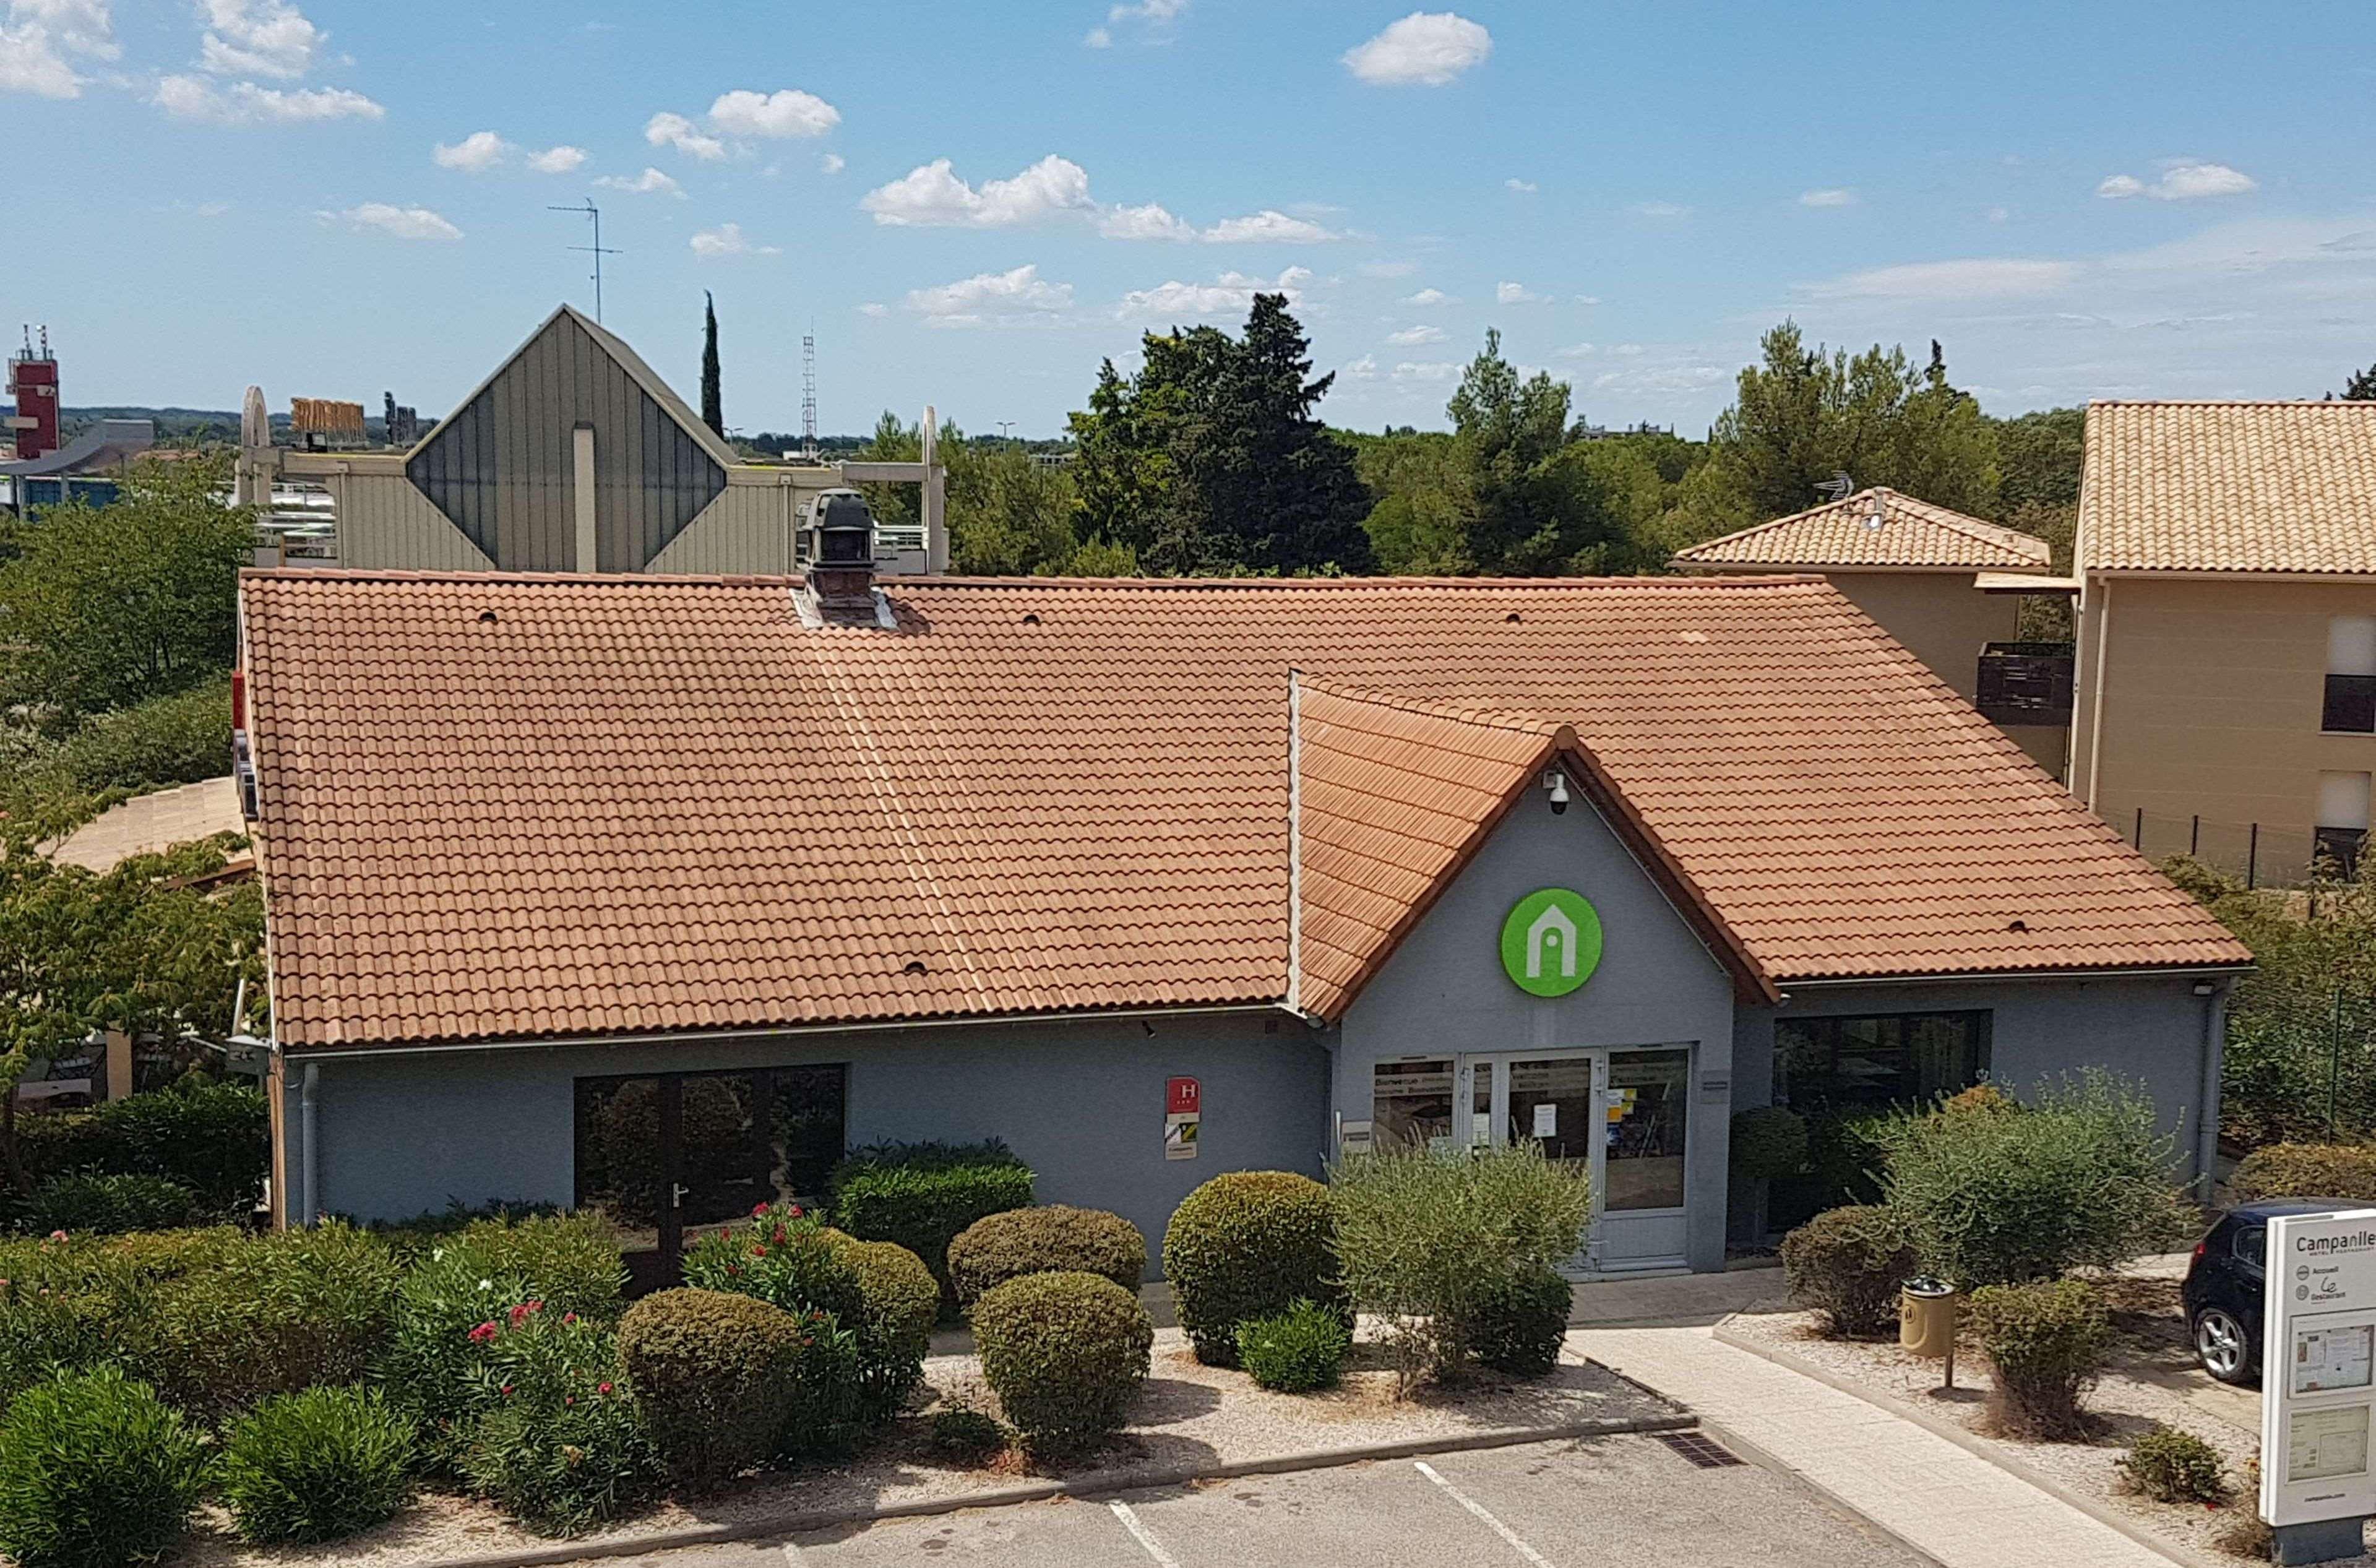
[1656,1431,1746,1469]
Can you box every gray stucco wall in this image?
[286,1009,1332,1275]
[1337,784,1738,1271]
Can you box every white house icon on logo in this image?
[1525,903,1578,980]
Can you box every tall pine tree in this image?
[700,292,723,438]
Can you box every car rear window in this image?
[2236,1225,2267,1266]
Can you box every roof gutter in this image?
[1776,962,2253,993]
[278,1001,1296,1062]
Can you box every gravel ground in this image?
[1725,1277,2369,1565]
[176,1328,1677,1568]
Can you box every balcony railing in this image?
[1976,641,2075,727]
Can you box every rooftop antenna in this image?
[799,320,818,462]
[548,199,621,322]
[1814,470,1854,504]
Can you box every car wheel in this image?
[2193,1306,2256,1385]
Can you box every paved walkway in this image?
[1574,1322,2174,1568]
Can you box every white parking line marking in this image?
[1109,1499,1184,1567]
[1414,1460,1556,1568]
[781,1542,810,1567]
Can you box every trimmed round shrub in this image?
[973,1271,1152,1455]
[2232,1143,2376,1203]
[840,1238,939,1420]
[1164,1171,1343,1366]
[0,1368,210,1568]
[619,1288,806,1491]
[1729,1106,1809,1181]
[219,1385,416,1544]
[1236,1298,1351,1393]
[21,1172,200,1234]
[1468,1264,1571,1378]
[1779,1205,1918,1338]
[949,1204,1147,1310]
[2120,1423,2229,1504]
[1966,1278,2110,1440]
[830,1141,1036,1313]
[930,1404,1009,1461]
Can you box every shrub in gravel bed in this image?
[219,1384,416,1544]
[930,1404,1010,1461]
[837,1238,939,1421]
[2119,1423,2229,1504]
[949,1204,1147,1309]
[1236,1298,1351,1392]
[831,1141,1035,1314]
[459,1306,655,1536]
[618,1288,806,1492]
[1166,1170,1346,1367]
[1966,1278,2109,1440]
[1468,1264,1572,1377]
[1778,1205,1919,1338]
[973,1270,1151,1456]
[0,1367,210,1568]
[2231,1142,2376,1203]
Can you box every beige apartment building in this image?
[2069,400,2376,881]
[1671,487,2070,772]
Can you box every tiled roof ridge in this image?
[2085,397,2376,408]
[1293,674,1562,738]
[1674,487,2048,567]
[243,567,1835,592]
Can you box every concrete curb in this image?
[1711,1316,2232,1568]
[413,1411,1700,1568]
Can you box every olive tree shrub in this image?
[1329,1143,1590,1393]
[1877,1072,2195,1288]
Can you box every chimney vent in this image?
[807,488,879,620]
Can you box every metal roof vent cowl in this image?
[805,488,884,625]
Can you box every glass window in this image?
[1371,1058,1457,1152]
[1774,1011,1992,1113]
[2236,1225,2267,1268]
[1505,1056,1596,1163]
[1604,1049,1689,1211]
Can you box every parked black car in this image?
[2184,1199,2353,1385]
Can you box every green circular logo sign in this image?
[1499,888,1603,997]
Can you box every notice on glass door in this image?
[1532,1103,1557,1137]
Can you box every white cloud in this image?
[322,202,460,241]
[690,222,779,258]
[1986,204,2010,223]
[1801,256,2078,299]
[154,74,381,123]
[862,153,1094,228]
[594,166,683,197]
[1119,265,1311,318]
[2098,162,2257,201]
[0,0,116,98]
[1343,11,1491,86]
[1632,200,1691,218]
[1401,287,1452,306]
[1505,177,1537,193]
[199,0,321,80]
[433,129,509,173]
[858,302,890,318]
[708,87,839,139]
[1087,0,1185,47]
[1361,259,1420,278]
[1555,342,1596,359]
[1392,360,1460,381]
[1573,293,1601,305]
[1100,200,1197,241]
[1496,280,1546,304]
[1387,324,1445,345]
[904,262,1075,327]
[528,145,586,174]
[1084,25,1111,46]
[645,110,725,160]
[1201,208,1336,243]
[1343,354,1380,380]
[819,152,844,174]
[1799,187,1857,208]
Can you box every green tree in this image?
[2339,363,2376,402]
[1993,407,2085,510]
[0,456,251,723]
[852,416,1105,575]
[700,293,723,438]
[1445,330,1619,574]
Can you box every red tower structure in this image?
[9,327,59,462]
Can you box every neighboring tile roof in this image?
[241,570,2249,1051]
[2081,400,2376,576]
[1672,488,2050,571]
[50,777,246,874]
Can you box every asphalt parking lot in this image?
[593,1432,1927,1568]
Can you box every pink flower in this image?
[726,1264,742,1277]
[468,1322,499,1344]
[507,1303,532,1327]
[772,1226,787,1245]
[562,1311,577,1325]
[597,1381,614,1395]
[753,1202,772,1218]
[787,1205,804,1219]
[45,1230,67,1244]
[565,1395,576,1406]
[527,1299,543,1313]
[752,1244,768,1259]
[501,1384,514,1398]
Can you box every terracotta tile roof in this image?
[2081,400,2376,576]
[1672,488,2050,572]
[239,570,2249,1051]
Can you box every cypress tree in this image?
[700,292,723,437]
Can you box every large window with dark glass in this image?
[1773,1010,1992,1114]
[2327,617,2376,734]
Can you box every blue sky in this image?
[7,1,2376,437]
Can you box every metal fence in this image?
[2127,809,2356,890]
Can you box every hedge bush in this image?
[2231,1143,2376,1203]
[1235,1298,1351,1393]
[831,1141,1035,1311]
[54,676,235,796]
[20,1172,200,1235]
[682,1204,866,1328]
[2120,1423,2229,1504]
[219,1385,416,1544]
[973,1271,1152,1455]
[458,1301,654,1536]
[1164,1170,1345,1366]
[1878,1073,2193,1288]
[14,1080,269,1214]
[1468,1264,1571,1378]
[619,1288,807,1491]
[949,1204,1146,1310]
[1966,1278,2110,1439]
[839,1238,939,1420]
[0,1368,210,1568]
[1729,1105,1810,1181]
[1780,1205,1919,1338]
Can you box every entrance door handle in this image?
[671,1182,691,1209]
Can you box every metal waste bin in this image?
[1900,1276,1957,1358]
